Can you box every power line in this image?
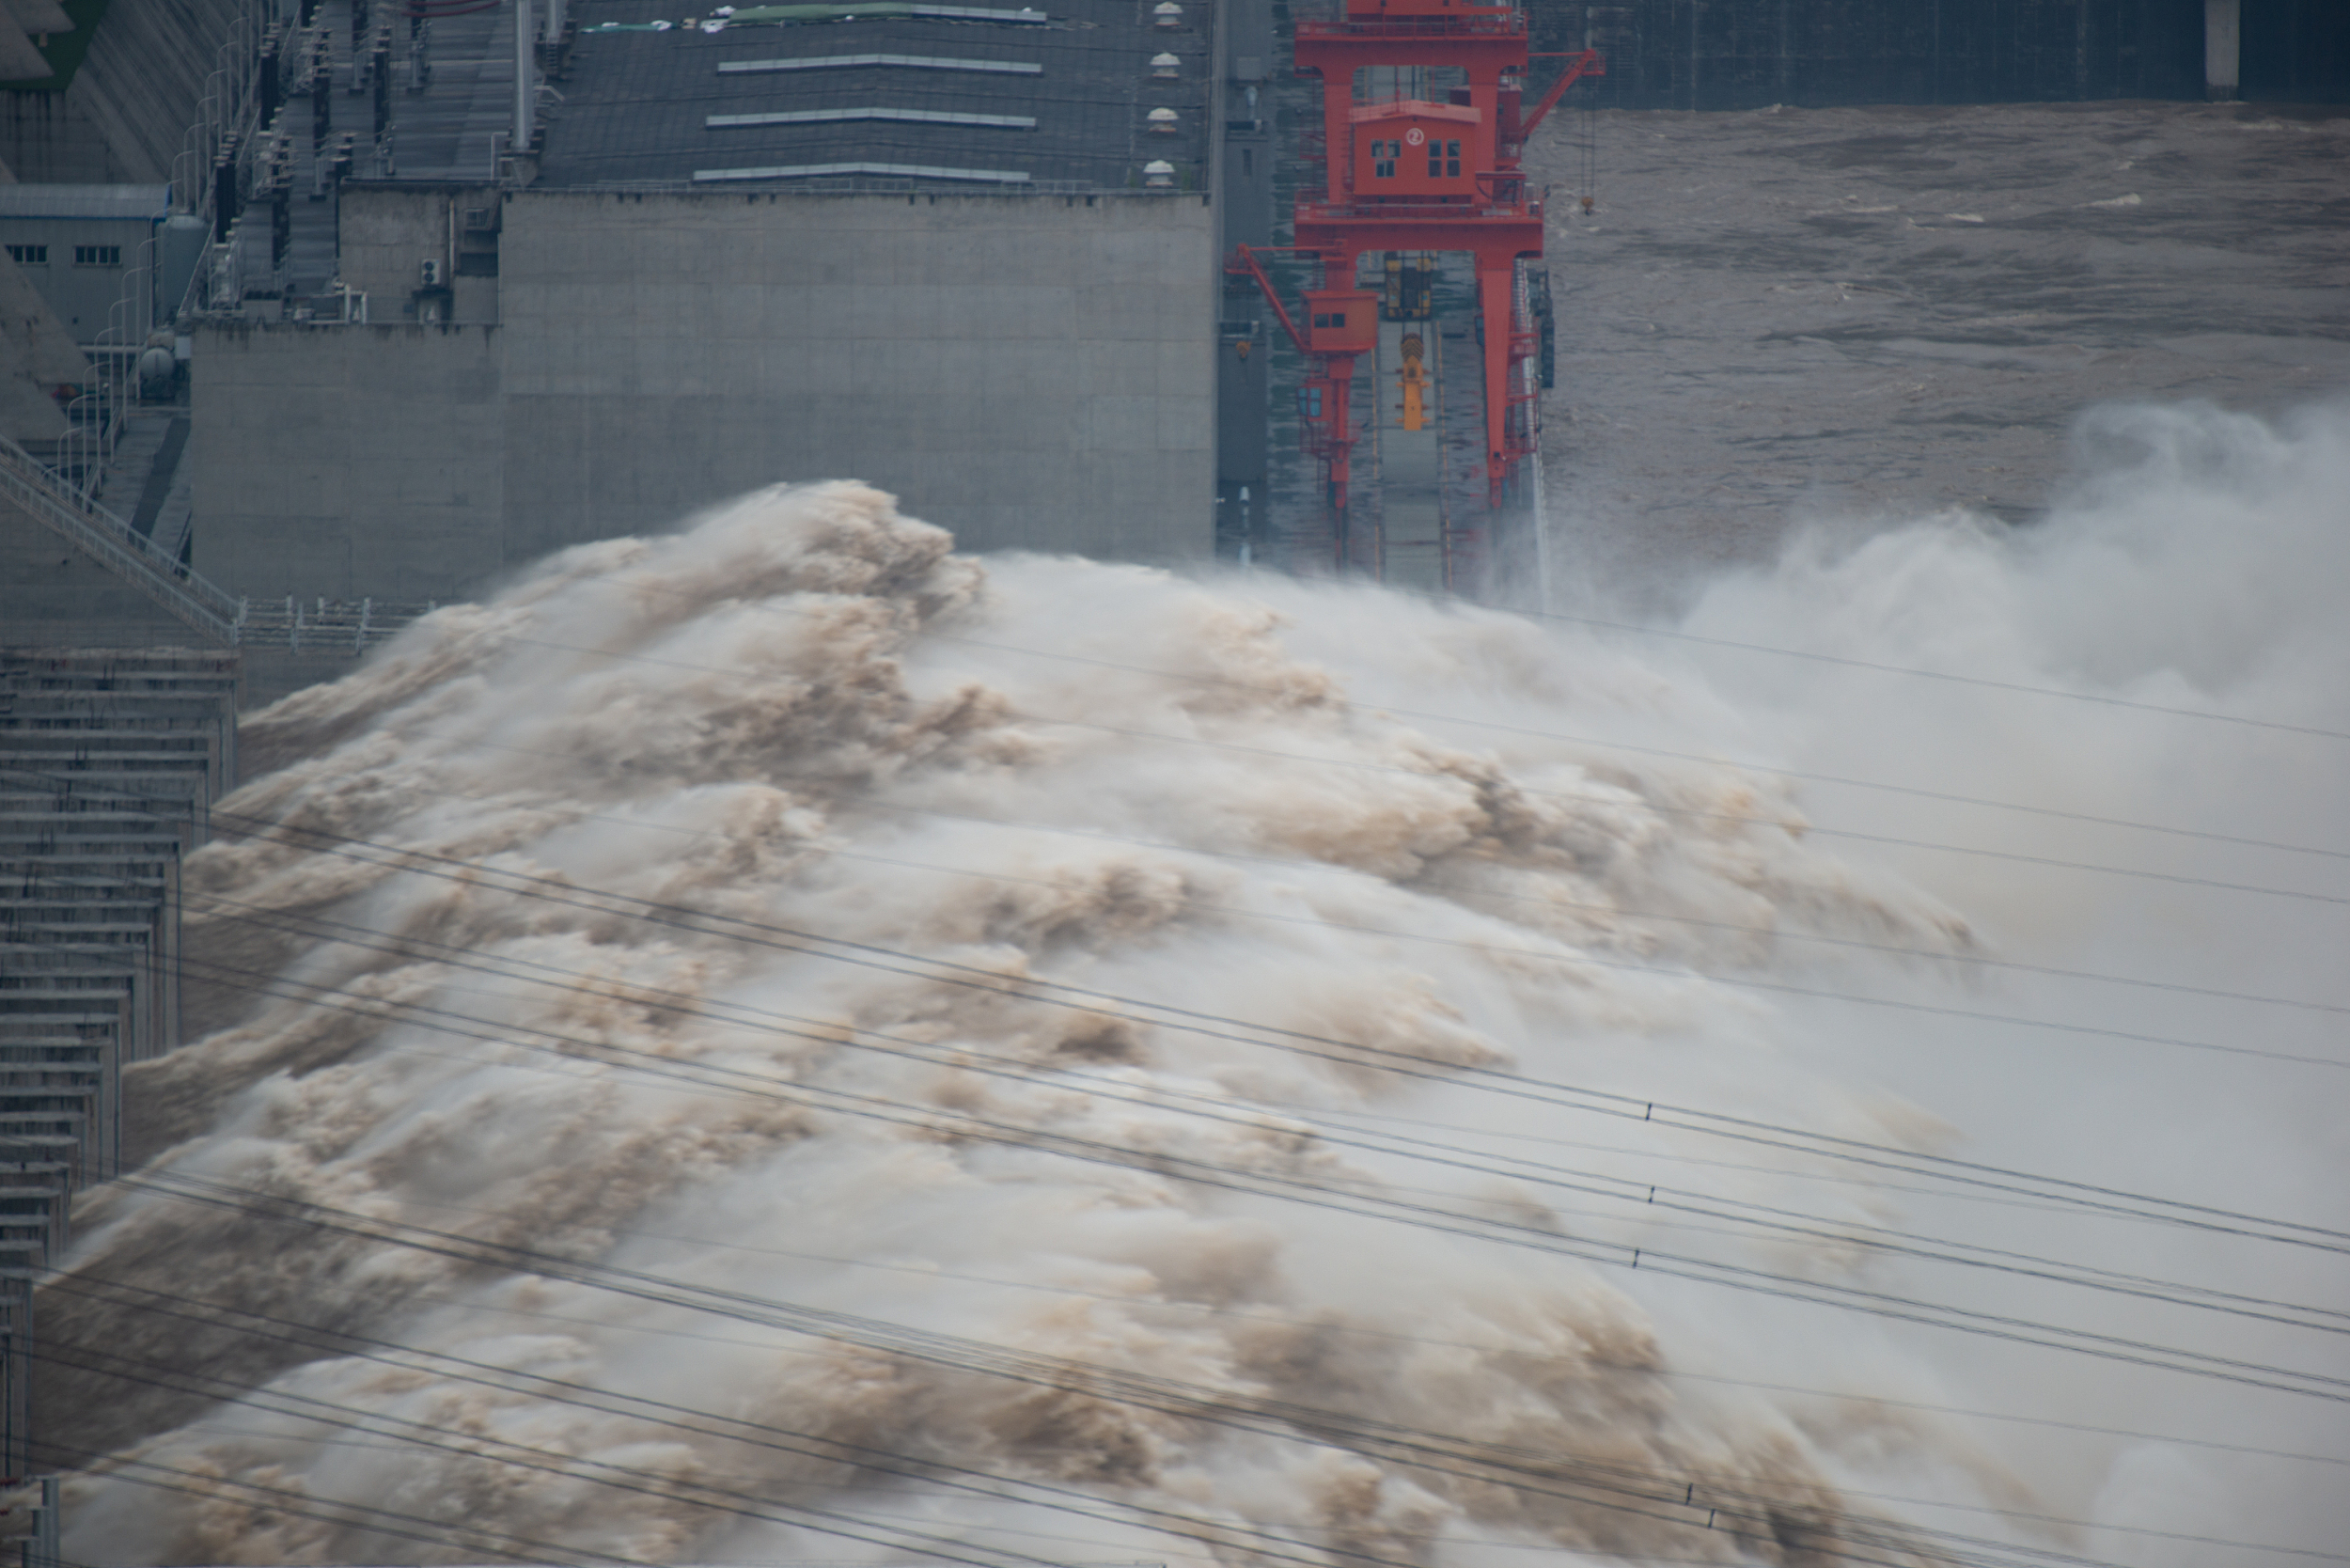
[1506,607,2350,746]
[29,1335,1074,1568]
[38,1275,1439,1568]
[812,843,2350,1069]
[929,584,2350,748]
[746,616,2350,860]
[165,794,2350,1255]
[48,1273,2350,1567]
[123,959,2350,1403]
[554,552,2350,806]
[352,738,2350,1033]
[21,752,2339,1281]
[1010,707,2350,909]
[37,752,2338,1253]
[34,1438,663,1566]
[30,1218,2188,1568]
[185,898,2350,1340]
[285,1247,2350,1475]
[500,635,2350,905]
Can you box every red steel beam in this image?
[1515,48,1606,146]
[1224,243,1313,356]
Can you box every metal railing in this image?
[231,595,435,651]
[167,0,276,323]
[58,234,163,501]
[0,432,237,643]
[2,437,438,652]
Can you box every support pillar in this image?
[2205,0,2240,102]
[513,0,535,153]
[1477,263,1513,499]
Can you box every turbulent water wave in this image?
[46,406,2350,1566]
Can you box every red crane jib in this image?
[1230,0,1601,548]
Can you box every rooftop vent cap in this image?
[1150,51,1180,77]
[1152,2,1182,26]
[1143,159,1176,187]
[1147,106,1179,131]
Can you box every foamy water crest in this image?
[48,404,2350,1567]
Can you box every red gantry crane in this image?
[1230,0,1600,577]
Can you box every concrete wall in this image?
[498,190,1215,564]
[0,250,86,441]
[338,183,502,324]
[0,495,199,646]
[0,212,156,337]
[190,188,1217,602]
[190,321,505,602]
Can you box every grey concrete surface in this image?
[0,502,200,648]
[501,190,1214,564]
[191,321,506,603]
[337,184,503,323]
[1523,99,2350,607]
[193,188,1217,601]
[1371,317,1446,594]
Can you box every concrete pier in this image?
[0,648,239,1474]
[2205,0,2241,100]
[1371,317,1447,595]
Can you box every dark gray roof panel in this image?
[536,0,1210,188]
[0,184,172,220]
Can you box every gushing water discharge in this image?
[48,403,2350,1566]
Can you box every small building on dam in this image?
[183,0,1227,604]
[1,0,2343,622]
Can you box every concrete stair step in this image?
[0,868,177,891]
[0,1070,101,1088]
[0,1097,93,1119]
[0,649,238,676]
[0,992,130,1008]
[0,730,214,752]
[0,895,167,915]
[0,1011,126,1030]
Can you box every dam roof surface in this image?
[536,0,1211,189]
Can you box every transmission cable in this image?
[104,964,2350,1405]
[22,755,2335,1259]
[46,1273,2349,1567]
[33,1204,2181,1568]
[495,635,2350,906]
[10,760,2343,1248]
[184,896,2350,1340]
[156,788,2350,1253]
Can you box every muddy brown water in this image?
[1523,100,2350,607]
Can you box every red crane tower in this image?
[1230,0,1600,577]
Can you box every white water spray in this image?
[48,403,2350,1568]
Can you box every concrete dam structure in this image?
[0,0,2344,1540]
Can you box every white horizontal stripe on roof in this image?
[707,106,1037,128]
[907,5,1047,20]
[719,53,1042,73]
[692,161,1033,182]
